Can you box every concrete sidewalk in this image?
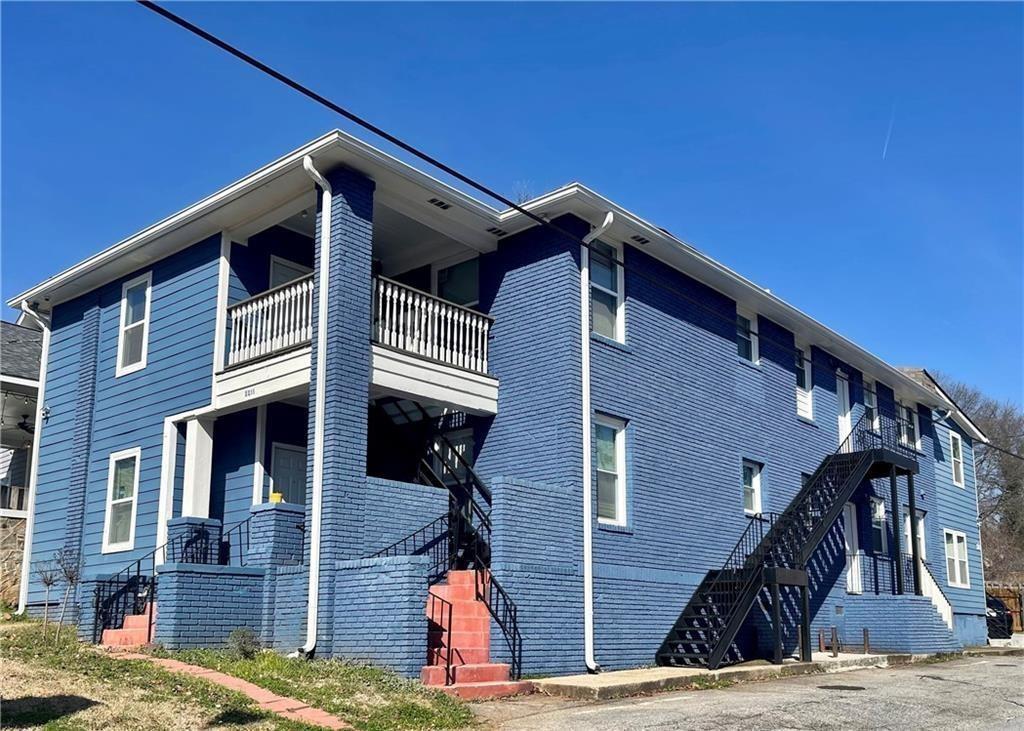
[531,650,949,700]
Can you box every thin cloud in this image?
[882,103,896,161]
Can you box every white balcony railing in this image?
[374,277,492,375]
[226,274,314,367]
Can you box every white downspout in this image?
[16,301,51,614]
[300,155,332,656]
[580,211,614,672]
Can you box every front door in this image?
[270,443,307,505]
[843,502,862,594]
[837,372,852,445]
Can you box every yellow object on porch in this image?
[269,492,283,504]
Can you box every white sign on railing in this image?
[374,277,492,375]
[226,275,314,367]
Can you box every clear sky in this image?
[2,2,1021,405]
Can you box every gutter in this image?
[16,302,51,614]
[299,156,332,657]
[579,211,614,673]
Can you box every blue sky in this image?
[2,2,1021,404]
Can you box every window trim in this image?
[588,240,625,342]
[115,272,153,378]
[943,528,971,588]
[863,378,880,431]
[269,254,312,289]
[898,400,921,451]
[736,307,759,364]
[742,459,763,516]
[949,431,965,488]
[101,447,141,553]
[869,497,887,555]
[903,509,927,560]
[595,415,627,526]
[795,342,814,419]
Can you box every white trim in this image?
[869,496,887,554]
[903,509,927,560]
[742,460,762,516]
[16,307,49,613]
[213,234,231,374]
[0,375,39,389]
[899,400,921,451]
[949,430,965,488]
[594,415,627,527]
[843,502,862,594]
[101,447,142,554]
[114,271,152,378]
[943,528,970,589]
[588,239,625,342]
[252,404,267,504]
[269,254,313,289]
[269,441,306,503]
[736,307,759,364]
[863,377,880,432]
[0,508,28,519]
[795,341,813,419]
[837,372,852,444]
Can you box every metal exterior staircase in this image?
[657,411,919,669]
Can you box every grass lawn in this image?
[1,621,315,730]
[161,648,474,731]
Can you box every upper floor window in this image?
[742,460,762,515]
[116,272,152,377]
[795,344,813,419]
[899,401,920,450]
[436,256,479,308]
[949,431,965,487]
[269,255,312,289]
[102,448,140,553]
[589,240,623,341]
[869,498,887,554]
[863,378,879,431]
[595,415,626,525]
[944,529,970,588]
[736,309,758,363]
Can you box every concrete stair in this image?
[421,571,532,700]
[100,604,156,648]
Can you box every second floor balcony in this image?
[215,274,498,415]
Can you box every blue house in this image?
[11,130,989,695]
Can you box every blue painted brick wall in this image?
[155,563,265,649]
[361,477,449,555]
[249,502,305,567]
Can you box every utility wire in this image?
[135,1,1023,464]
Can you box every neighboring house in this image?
[1,319,41,605]
[10,130,989,693]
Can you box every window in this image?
[589,240,623,341]
[116,272,152,377]
[899,401,920,450]
[742,460,762,515]
[102,448,140,552]
[869,498,887,554]
[736,309,758,363]
[903,510,927,560]
[436,257,479,308]
[269,255,312,289]
[863,378,879,431]
[949,431,965,488]
[595,416,626,525]
[433,429,475,487]
[795,344,813,418]
[944,529,970,588]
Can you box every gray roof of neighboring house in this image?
[898,366,987,442]
[1,321,42,381]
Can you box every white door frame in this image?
[843,502,862,594]
[837,371,852,444]
[269,442,307,503]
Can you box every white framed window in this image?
[863,378,880,431]
[943,529,970,588]
[736,308,759,363]
[949,431,965,488]
[898,401,920,450]
[595,415,626,525]
[589,240,624,341]
[269,255,312,289]
[434,255,479,308]
[795,344,813,419]
[742,460,762,515]
[102,448,141,553]
[903,509,927,560]
[869,498,887,554]
[116,272,152,377]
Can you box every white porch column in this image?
[181,417,215,518]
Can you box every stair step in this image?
[421,662,510,685]
[101,627,151,647]
[427,646,490,666]
[436,680,533,700]
[122,612,154,630]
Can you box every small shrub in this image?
[227,628,261,659]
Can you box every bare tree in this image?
[34,560,58,628]
[510,180,534,205]
[53,548,82,642]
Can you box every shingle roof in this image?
[1,321,42,381]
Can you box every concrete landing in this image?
[532,652,912,700]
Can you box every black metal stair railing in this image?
[660,409,919,669]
